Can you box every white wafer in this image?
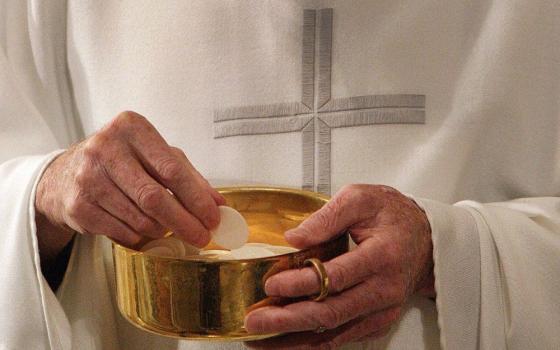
[230,245,276,259]
[211,206,249,250]
[265,245,299,255]
[180,239,201,256]
[142,246,175,258]
[141,237,196,258]
[244,243,269,247]
[199,249,231,256]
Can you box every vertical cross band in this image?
[213,8,425,194]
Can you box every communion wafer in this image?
[141,237,191,257]
[195,250,235,260]
[199,249,232,256]
[179,239,201,256]
[142,246,175,257]
[244,243,269,247]
[265,245,299,255]
[211,206,249,250]
[229,245,276,259]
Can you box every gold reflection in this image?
[113,187,348,341]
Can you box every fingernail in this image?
[205,214,220,230]
[196,232,211,247]
[244,312,262,333]
[205,205,221,230]
[284,229,300,241]
[215,192,227,205]
[264,277,278,296]
[244,308,272,334]
[284,229,305,248]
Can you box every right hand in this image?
[35,111,225,247]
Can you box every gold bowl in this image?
[112,186,349,341]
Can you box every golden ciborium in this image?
[112,186,349,341]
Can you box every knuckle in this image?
[376,185,399,195]
[74,165,92,188]
[136,183,164,212]
[82,135,107,161]
[156,158,184,183]
[118,110,144,123]
[334,184,370,212]
[66,195,88,220]
[109,111,146,133]
[339,183,368,199]
[340,183,362,194]
[169,146,186,158]
[321,303,345,329]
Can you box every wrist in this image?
[35,211,75,264]
[34,151,76,264]
[34,152,62,221]
[407,196,435,296]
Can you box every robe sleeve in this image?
[0,1,81,349]
[416,197,560,350]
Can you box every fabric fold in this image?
[0,151,70,350]
[414,198,482,350]
[416,196,560,350]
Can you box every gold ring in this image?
[304,258,329,302]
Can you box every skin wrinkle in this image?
[245,185,434,348]
[33,109,435,346]
[35,111,223,272]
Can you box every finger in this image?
[170,146,226,206]
[104,151,210,247]
[246,309,398,350]
[284,185,377,248]
[121,114,220,230]
[245,279,398,334]
[265,237,384,297]
[209,187,227,206]
[64,201,142,246]
[95,179,166,239]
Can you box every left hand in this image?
[244,184,434,349]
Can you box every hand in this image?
[244,184,433,348]
[35,111,225,251]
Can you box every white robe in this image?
[1,1,559,349]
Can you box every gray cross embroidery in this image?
[214,8,425,194]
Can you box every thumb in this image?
[285,187,368,248]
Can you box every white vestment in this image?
[1,1,559,349]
